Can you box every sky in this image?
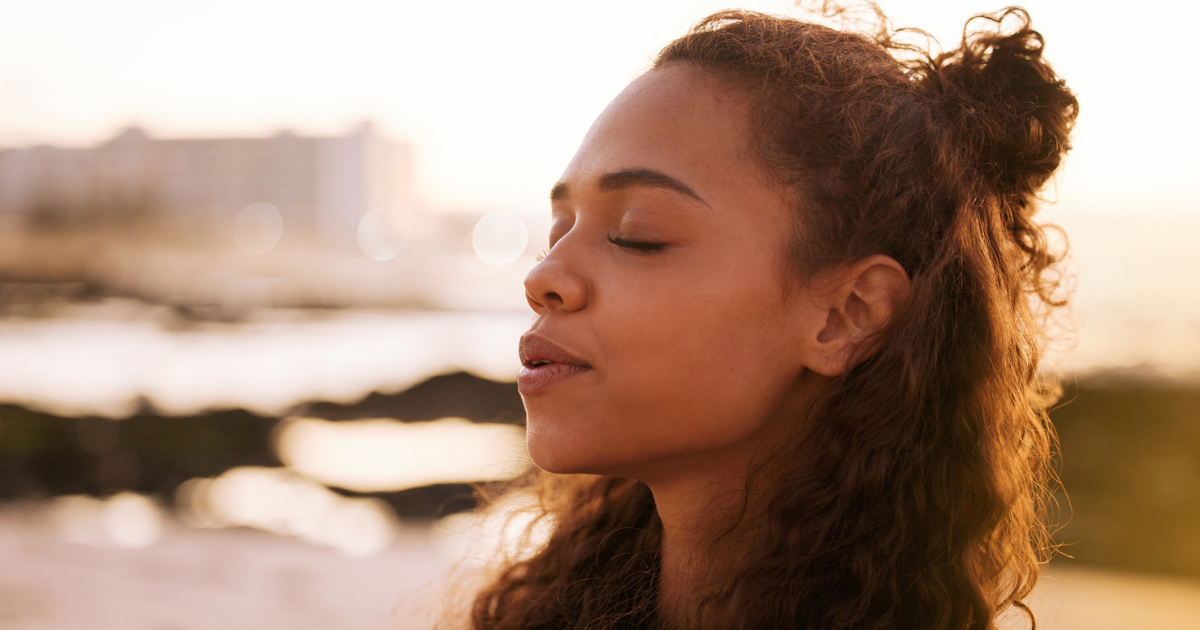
[0,0,1196,218]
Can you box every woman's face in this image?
[520,64,824,483]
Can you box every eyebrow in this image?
[549,168,709,207]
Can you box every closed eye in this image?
[607,235,667,252]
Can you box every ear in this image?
[801,255,910,377]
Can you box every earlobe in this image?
[803,255,910,376]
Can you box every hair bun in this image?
[924,7,1079,204]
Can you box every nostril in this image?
[523,255,586,312]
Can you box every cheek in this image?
[613,268,798,389]
[526,287,801,474]
[604,305,797,436]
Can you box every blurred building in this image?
[0,122,413,246]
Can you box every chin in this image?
[525,418,625,476]
[525,425,588,474]
[523,402,585,473]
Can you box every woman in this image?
[469,4,1076,629]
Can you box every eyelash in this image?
[607,235,667,252]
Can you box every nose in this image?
[524,243,589,314]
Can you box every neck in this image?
[642,372,829,623]
[647,459,748,623]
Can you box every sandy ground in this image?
[0,505,1197,630]
[0,505,456,630]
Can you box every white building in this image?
[0,123,413,247]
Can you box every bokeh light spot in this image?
[321,499,396,558]
[436,491,554,566]
[50,492,163,548]
[357,207,411,261]
[174,466,398,557]
[234,202,284,255]
[101,492,163,548]
[472,212,528,265]
[274,416,529,493]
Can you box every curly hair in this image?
[467,5,1077,630]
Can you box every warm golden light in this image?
[175,466,397,558]
[275,416,529,493]
[0,1,1196,626]
[50,492,164,548]
[435,491,554,566]
[0,311,529,417]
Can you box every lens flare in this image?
[472,211,528,265]
[357,207,411,261]
[234,202,284,255]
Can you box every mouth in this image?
[518,334,592,395]
[519,334,590,369]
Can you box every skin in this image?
[520,63,910,616]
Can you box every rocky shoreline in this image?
[1,371,1198,581]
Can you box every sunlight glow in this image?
[0,310,529,418]
[175,466,397,557]
[51,492,164,548]
[275,416,529,493]
[0,1,1194,216]
[435,491,554,566]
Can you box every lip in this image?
[518,333,592,395]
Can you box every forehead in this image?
[559,64,772,203]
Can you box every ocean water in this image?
[0,306,530,418]
[1047,212,1200,378]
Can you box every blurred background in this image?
[0,1,1196,628]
